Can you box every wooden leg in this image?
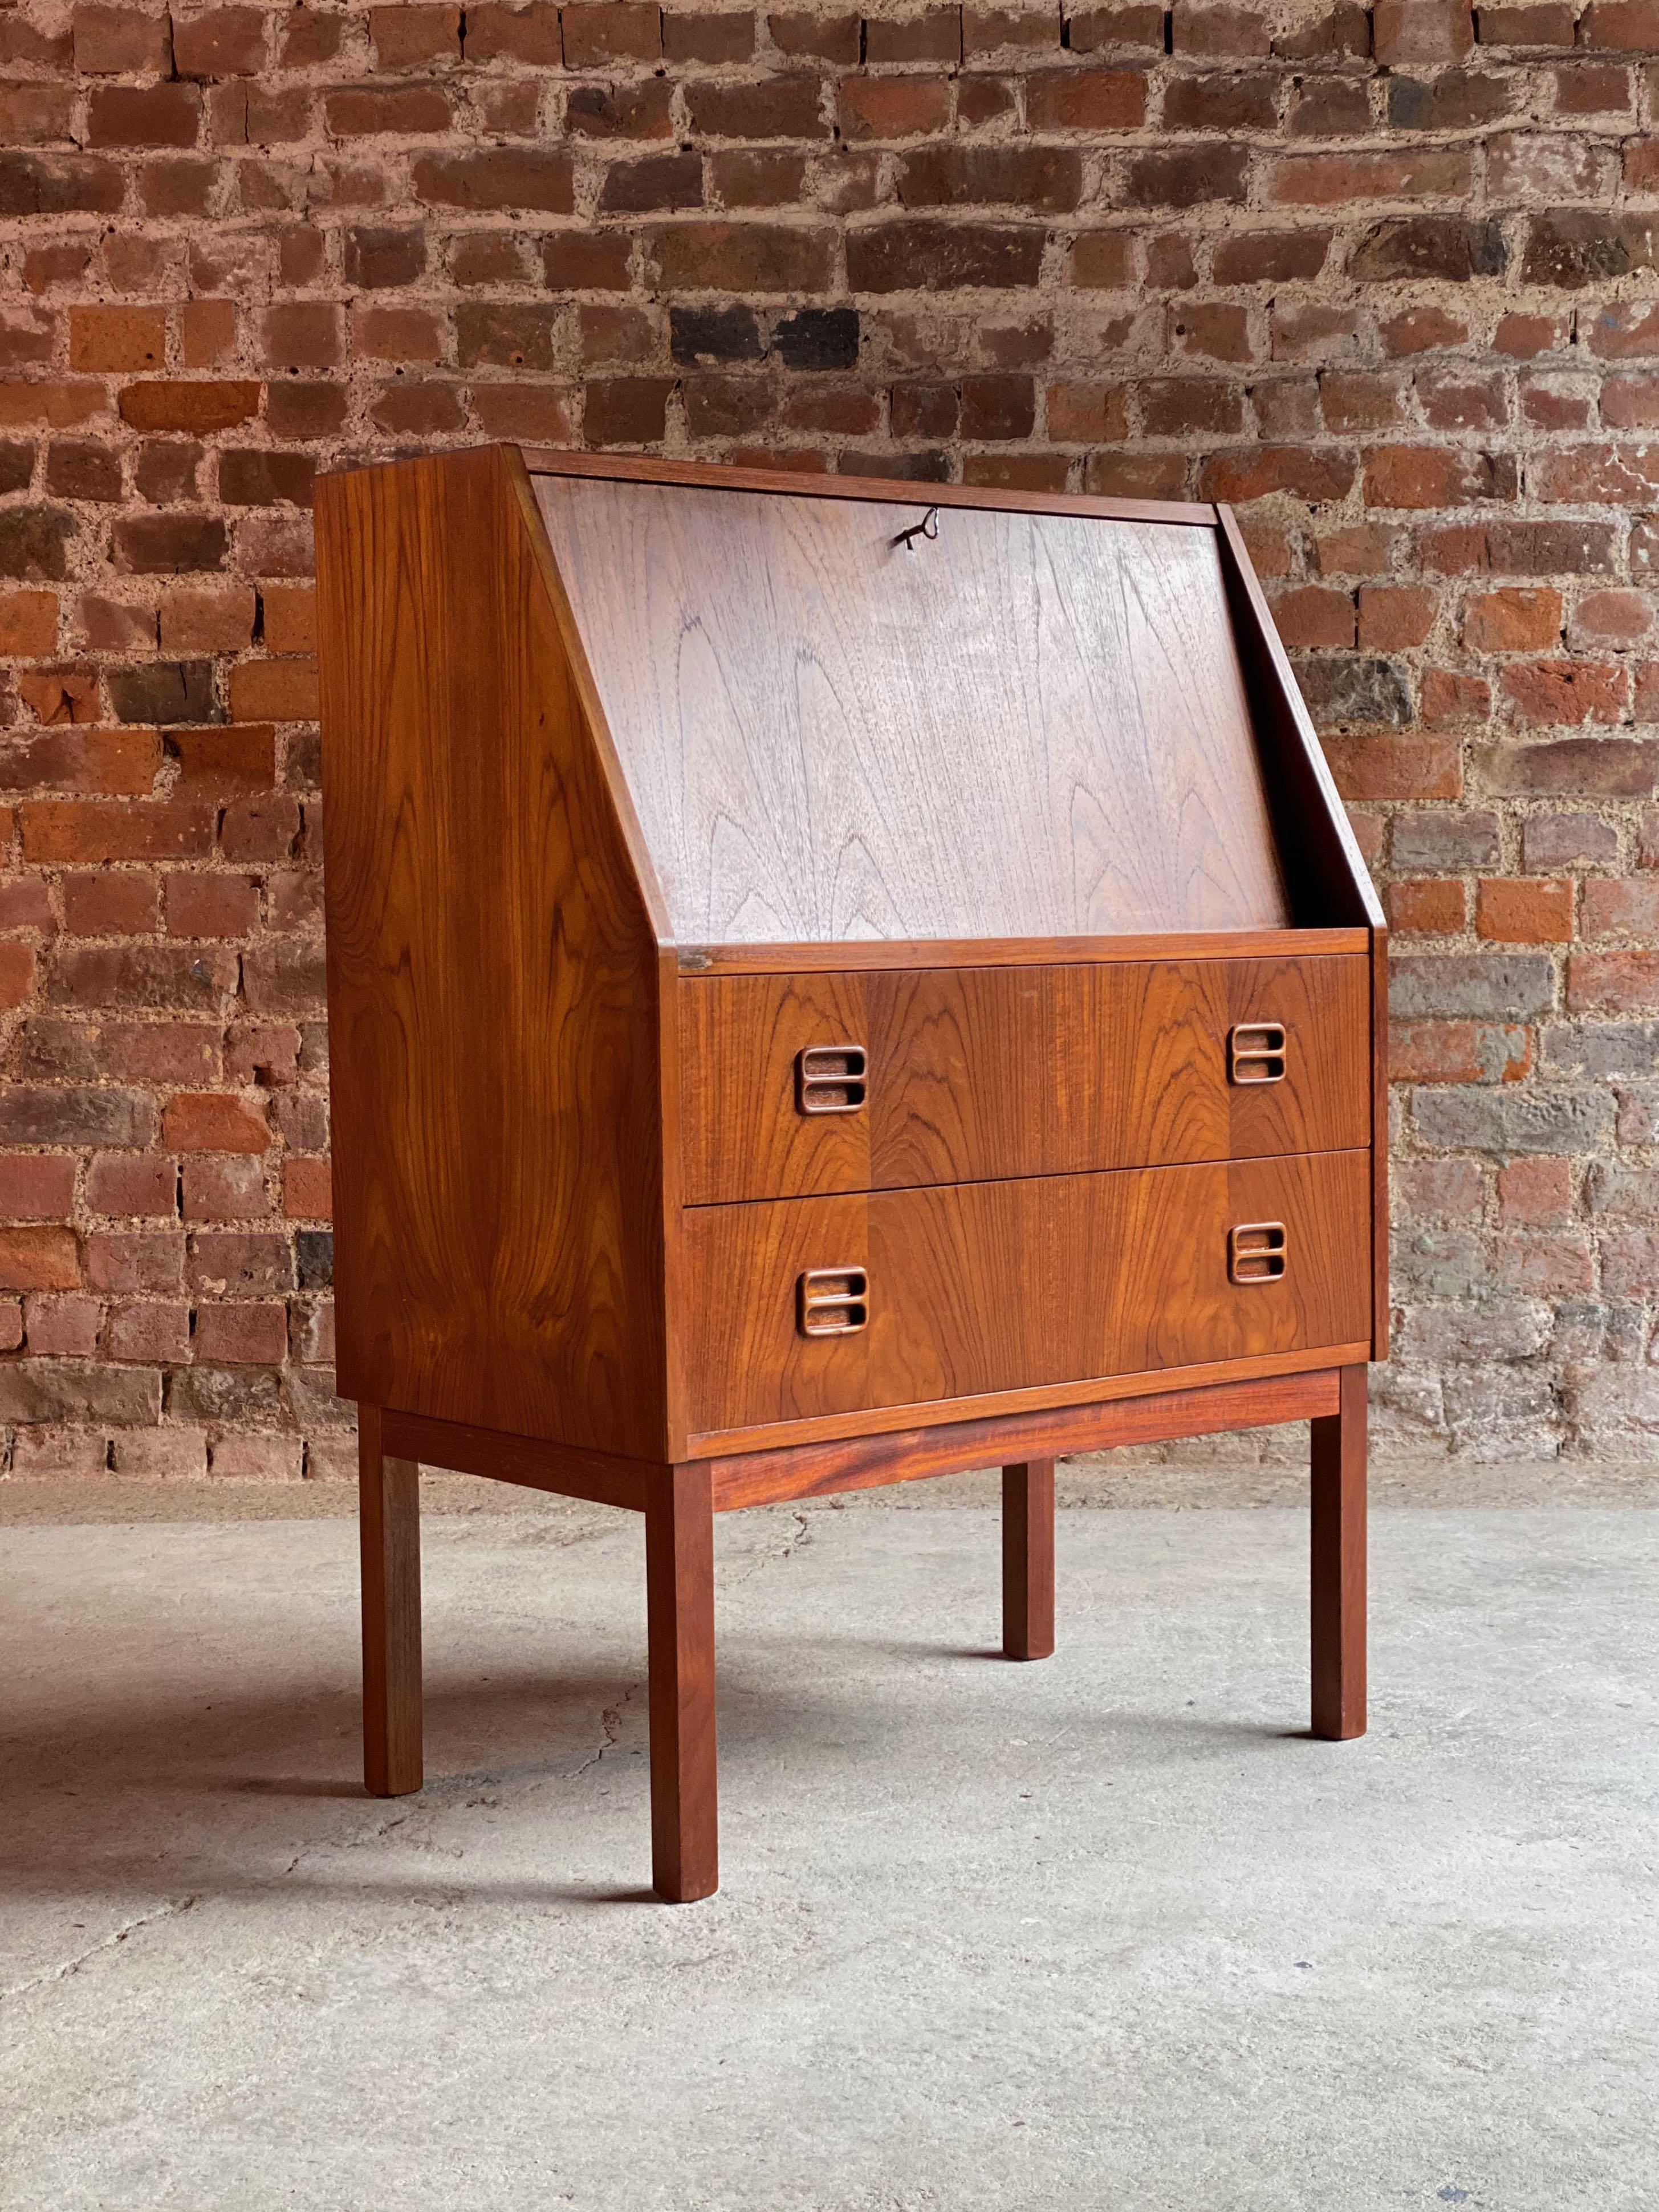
[1002,1459,1055,1661]
[645,1465,718,1902]
[359,1405,424,1796]
[1310,1364,1367,1741]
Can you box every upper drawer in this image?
[679,955,1370,1205]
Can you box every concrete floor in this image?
[2,1493,1656,2210]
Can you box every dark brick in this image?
[1351,216,1507,283]
[105,661,221,725]
[0,154,123,217]
[217,449,316,506]
[771,306,859,369]
[1123,144,1250,207]
[897,145,1084,215]
[45,441,121,502]
[111,514,228,575]
[0,505,75,582]
[1523,211,1657,288]
[343,225,427,288]
[845,222,1047,291]
[296,1228,334,1290]
[1296,656,1413,729]
[671,304,765,365]
[599,153,704,213]
[1386,70,1518,128]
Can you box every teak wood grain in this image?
[680,954,1370,1205]
[316,448,1387,1901]
[359,1406,422,1798]
[534,474,1293,946]
[674,926,1369,975]
[684,1149,1371,1434]
[1311,1363,1367,1739]
[1002,1461,1055,1662]
[521,447,1221,528]
[316,446,667,1457]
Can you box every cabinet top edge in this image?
[516,448,1221,528]
[674,928,1373,975]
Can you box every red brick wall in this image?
[2,0,1656,1476]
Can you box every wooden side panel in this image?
[536,475,1292,946]
[684,1150,1371,1434]
[317,446,668,1456]
[1215,506,1384,933]
[680,956,1371,1204]
[1371,922,1389,1361]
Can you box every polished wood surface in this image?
[318,446,667,1456]
[1216,506,1384,936]
[535,473,1292,945]
[381,1407,653,1511]
[318,448,1383,1900]
[1310,1363,1367,1740]
[522,446,1218,528]
[646,1465,719,1902]
[704,1365,1340,1509]
[359,1408,423,1798]
[677,926,1368,975]
[685,1150,1371,1434]
[1370,925,1390,1362]
[1002,1461,1055,1662]
[681,955,1370,1205]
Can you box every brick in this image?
[0,1226,80,1291]
[1388,878,1468,933]
[1213,230,1331,285]
[1415,1086,1613,1153]
[173,8,269,75]
[1465,587,1562,652]
[1124,144,1249,207]
[283,1156,333,1219]
[1198,446,1356,503]
[87,83,201,148]
[74,5,173,72]
[1267,149,1472,205]
[1364,445,1516,509]
[0,1359,160,1424]
[655,222,833,291]
[1323,733,1458,795]
[1476,877,1575,941]
[1271,585,1356,649]
[1568,951,1659,1009]
[1359,585,1437,649]
[1498,658,1628,725]
[414,149,574,213]
[1582,876,1659,935]
[1474,738,1658,795]
[1026,70,1148,130]
[1390,1020,1532,1080]
[839,76,954,140]
[369,6,461,64]
[0,1156,76,1221]
[465,5,561,61]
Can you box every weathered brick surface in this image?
[2,0,1657,1471]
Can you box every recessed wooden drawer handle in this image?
[1229,1222,1287,1285]
[796,1044,868,1116]
[798,1267,869,1336]
[1229,1022,1287,1084]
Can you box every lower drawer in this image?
[683,1150,1371,1437]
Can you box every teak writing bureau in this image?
[316,445,1387,1903]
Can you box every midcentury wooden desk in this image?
[316,447,1386,1902]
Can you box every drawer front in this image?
[680,957,1369,1205]
[683,1149,1371,1437]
